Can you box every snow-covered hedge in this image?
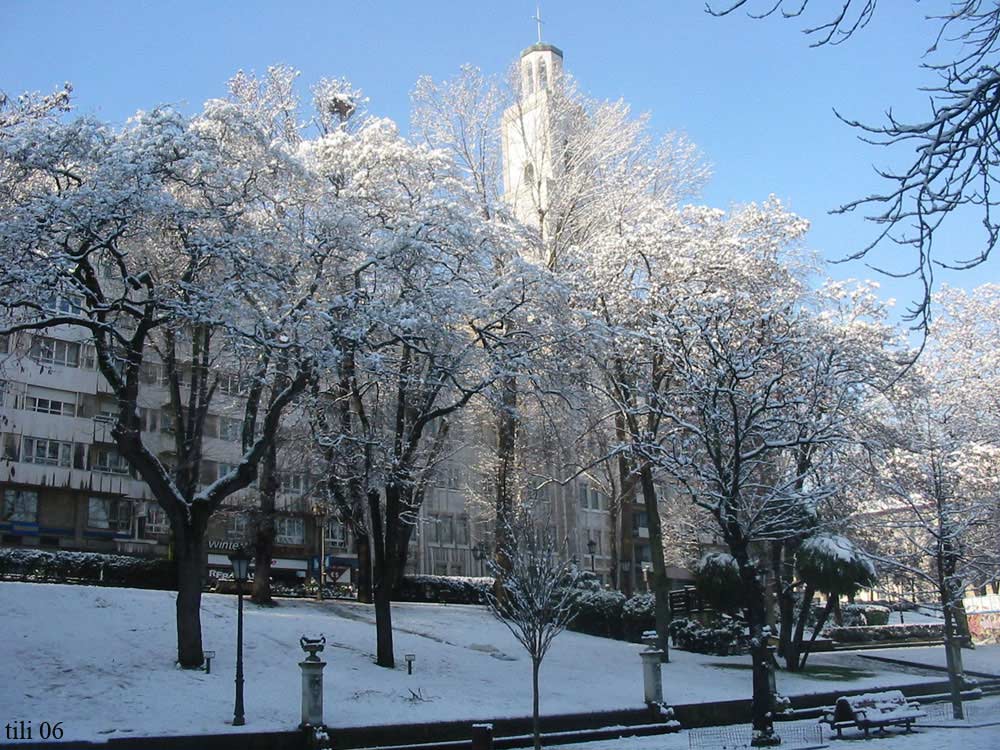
[668,616,750,655]
[0,547,176,590]
[841,603,891,627]
[827,622,944,643]
[566,588,627,638]
[622,592,656,641]
[395,574,493,605]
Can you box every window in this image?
[144,505,170,535]
[578,483,589,509]
[632,511,649,533]
[324,518,347,547]
[139,408,160,433]
[0,335,9,354]
[275,517,305,545]
[88,497,132,532]
[455,516,468,545]
[2,434,19,462]
[523,63,535,96]
[538,59,548,90]
[22,437,73,467]
[44,293,83,315]
[523,162,535,185]
[438,515,454,544]
[25,394,76,417]
[2,489,38,523]
[590,488,601,511]
[227,513,249,541]
[219,372,248,397]
[219,417,242,442]
[30,337,81,368]
[93,447,132,476]
[281,472,307,495]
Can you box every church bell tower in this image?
[501,39,564,229]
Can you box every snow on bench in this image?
[819,690,926,738]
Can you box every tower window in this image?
[523,62,535,96]
[523,162,535,185]
[538,60,548,90]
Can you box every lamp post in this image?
[587,538,597,573]
[472,541,486,577]
[229,549,251,727]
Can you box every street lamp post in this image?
[587,538,597,573]
[229,549,251,727]
[472,541,486,577]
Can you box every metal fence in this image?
[923,700,979,722]
[687,725,824,750]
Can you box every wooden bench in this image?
[819,690,926,738]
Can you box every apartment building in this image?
[0,326,355,585]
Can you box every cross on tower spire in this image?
[532,4,544,44]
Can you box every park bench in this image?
[819,690,925,738]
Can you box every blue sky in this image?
[3,1,995,323]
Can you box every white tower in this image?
[501,41,564,229]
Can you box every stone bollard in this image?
[641,646,664,705]
[299,635,327,728]
[471,723,495,750]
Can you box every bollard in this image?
[299,635,327,728]
[471,723,494,750]
[641,647,664,704]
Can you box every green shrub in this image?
[566,589,626,639]
[695,553,744,613]
[841,603,891,626]
[669,615,750,655]
[622,593,656,642]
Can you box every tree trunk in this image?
[531,656,541,750]
[373,570,395,669]
[784,582,816,672]
[392,520,416,595]
[638,464,670,661]
[252,440,278,605]
[174,518,208,668]
[941,587,967,719]
[372,487,397,668]
[355,528,373,603]
[494,371,517,602]
[773,540,797,661]
[732,543,778,745]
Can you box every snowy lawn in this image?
[0,582,972,742]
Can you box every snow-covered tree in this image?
[0,91,327,667]
[305,116,527,668]
[860,288,1000,718]
[488,506,580,750]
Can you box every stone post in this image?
[640,646,663,704]
[471,723,495,750]
[299,635,327,728]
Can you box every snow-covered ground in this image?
[0,582,991,743]
[560,696,1000,750]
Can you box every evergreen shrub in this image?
[669,615,750,655]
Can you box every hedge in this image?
[827,622,944,643]
[0,547,176,590]
[840,603,891,627]
[394,574,493,604]
[669,616,750,655]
